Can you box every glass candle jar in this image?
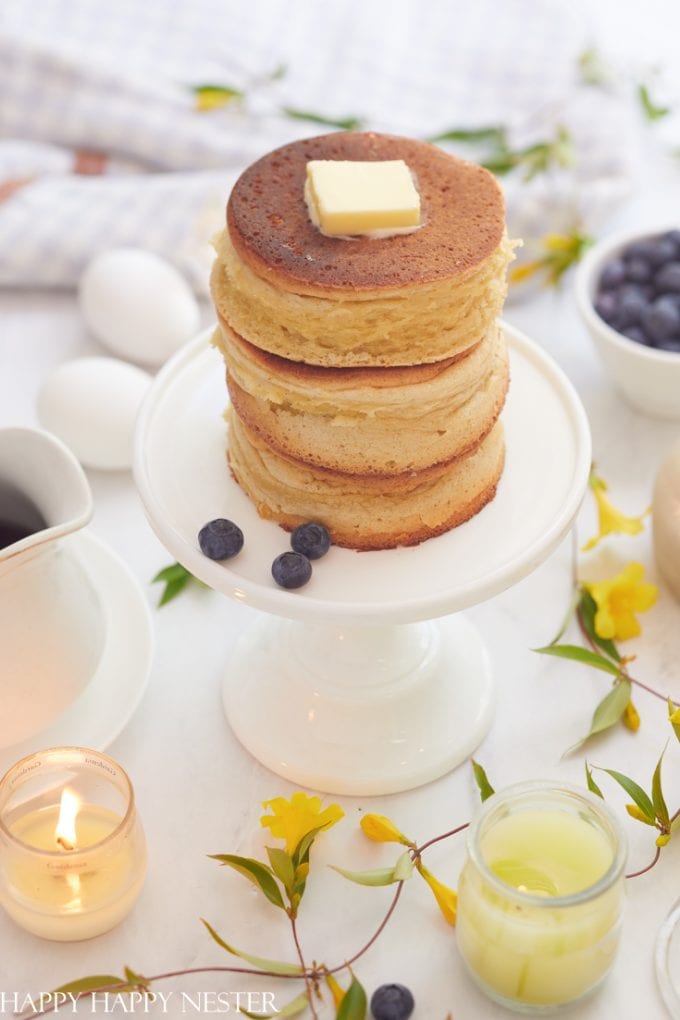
[457,781,627,1014]
[0,747,146,941]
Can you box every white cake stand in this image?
[134,323,590,795]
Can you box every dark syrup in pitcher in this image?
[0,519,36,549]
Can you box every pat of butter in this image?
[305,159,421,237]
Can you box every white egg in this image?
[37,358,152,471]
[79,248,201,367]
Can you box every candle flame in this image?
[55,787,82,851]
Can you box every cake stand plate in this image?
[135,323,590,794]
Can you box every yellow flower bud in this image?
[325,974,345,1009]
[360,814,413,846]
[623,700,640,732]
[417,863,458,925]
[625,804,655,825]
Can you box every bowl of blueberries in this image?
[575,228,680,419]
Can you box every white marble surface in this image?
[3,8,680,1020]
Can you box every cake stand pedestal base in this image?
[222,614,493,795]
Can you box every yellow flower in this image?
[509,231,592,287]
[416,863,457,926]
[582,474,649,552]
[583,563,657,641]
[360,814,413,846]
[260,792,344,854]
[325,974,345,1009]
[193,85,241,112]
[623,699,640,732]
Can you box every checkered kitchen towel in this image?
[0,0,634,294]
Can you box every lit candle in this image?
[0,748,146,941]
[457,782,627,1013]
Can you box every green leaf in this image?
[577,48,611,88]
[330,864,400,887]
[208,854,285,910]
[152,562,191,583]
[480,154,517,175]
[292,823,329,867]
[267,63,287,83]
[533,643,621,677]
[672,815,680,833]
[123,967,151,990]
[585,761,604,799]
[577,591,621,662]
[266,846,296,893]
[638,82,670,121]
[652,747,670,828]
[427,125,507,146]
[241,990,309,1018]
[336,977,367,1020]
[598,768,655,823]
[577,678,632,747]
[281,107,363,131]
[152,562,204,607]
[471,759,495,802]
[393,850,415,881]
[192,83,243,97]
[52,976,127,994]
[201,920,302,975]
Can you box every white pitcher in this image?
[0,428,105,749]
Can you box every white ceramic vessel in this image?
[134,324,591,794]
[0,428,104,748]
[575,227,680,420]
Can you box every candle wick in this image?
[56,835,75,851]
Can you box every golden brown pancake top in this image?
[226,132,505,293]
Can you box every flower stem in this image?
[290,915,318,1020]
[575,606,666,702]
[325,880,405,975]
[626,844,661,879]
[415,821,470,856]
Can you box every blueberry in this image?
[594,291,620,327]
[646,237,677,267]
[657,337,680,353]
[655,262,680,294]
[290,522,331,560]
[271,551,312,589]
[642,296,680,343]
[198,519,244,560]
[663,230,680,254]
[621,325,650,346]
[625,257,652,284]
[370,984,415,1020]
[599,258,626,289]
[623,239,654,263]
[618,290,648,327]
[625,237,675,267]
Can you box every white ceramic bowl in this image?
[575,228,680,419]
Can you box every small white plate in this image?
[0,531,153,776]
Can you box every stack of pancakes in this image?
[211,132,513,550]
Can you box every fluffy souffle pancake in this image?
[228,413,506,551]
[210,131,514,550]
[211,132,513,368]
[214,323,509,475]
